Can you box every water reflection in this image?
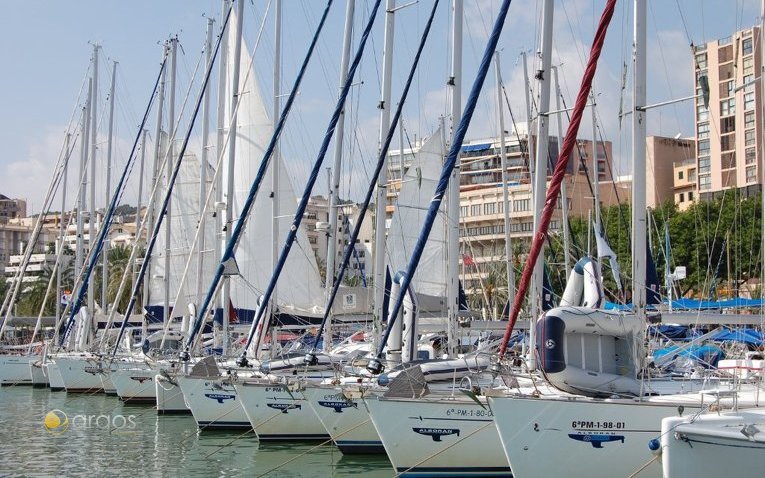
[0,387,393,477]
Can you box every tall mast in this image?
[197,18,214,314]
[530,0,554,368]
[373,0,395,351]
[165,36,178,330]
[215,1,230,338]
[222,0,245,355]
[56,134,70,334]
[102,61,117,313]
[552,66,571,274]
[148,43,169,317]
[76,82,91,291]
[494,52,514,315]
[325,0,355,352]
[632,0,647,319]
[88,44,99,315]
[591,93,601,286]
[135,129,148,322]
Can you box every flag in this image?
[593,222,622,291]
[228,299,239,324]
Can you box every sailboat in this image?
[177,1,328,430]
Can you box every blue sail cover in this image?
[646,245,661,305]
[653,344,725,368]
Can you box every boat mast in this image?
[373,0,395,352]
[591,93,602,284]
[324,0,355,353]
[76,81,91,307]
[56,134,71,337]
[445,0,463,357]
[136,129,148,339]
[102,61,117,314]
[197,17,214,326]
[551,66,572,275]
[632,0,647,320]
[148,43,168,324]
[88,44,99,318]
[214,0,229,353]
[165,36,178,331]
[530,0,554,369]
[494,52,514,316]
[222,0,245,355]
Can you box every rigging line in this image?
[237,0,385,361]
[109,4,234,356]
[309,0,443,355]
[673,0,693,47]
[374,0,514,364]
[499,0,618,359]
[182,0,336,357]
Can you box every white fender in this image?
[560,257,603,308]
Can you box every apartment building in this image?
[693,26,762,200]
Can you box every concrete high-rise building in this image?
[693,26,762,200]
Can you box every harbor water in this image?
[0,386,393,476]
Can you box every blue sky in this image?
[0,0,760,213]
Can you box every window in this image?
[743,74,755,93]
[460,205,468,217]
[747,147,757,165]
[689,169,696,182]
[721,134,734,151]
[696,104,708,122]
[483,202,496,215]
[721,116,735,134]
[688,191,694,201]
[745,111,756,128]
[695,53,707,69]
[497,201,504,214]
[697,122,709,139]
[699,174,711,190]
[679,193,685,203]
[678,171,684,180]
[746,129,756,146]
[745,92,755,111]
[720,80,734,98]
[699,156,711,174]
[747,166,757,183]
[513,199,530,212]
[470,204,481,216]
[720,98,735,116]
[743,37,753,55]
[744,56,754,75]
[698,139,710,155]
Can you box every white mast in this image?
[136,129,148,339]
[551,66,572,274]
[76,82,91,291]
[148,43,168,319]
[197,18,214,315]
[373,0,395,352]
[591,93,602,286]
[494,52,514,316]
[632,0,647,320]
[222,0,245,354]
[445,0,463,357]
[529,0,554,369]
[165,36,178,331]
[102,61,117,313]
[88,44,99,315]
[324,0,356,352]
[56,134,70,334]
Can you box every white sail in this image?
[222,8,324,314]
[386,125,447,299]
[148,155,217,316]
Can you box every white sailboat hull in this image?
[29,359,48,387]
[366,395,510,476]
[111,365,158,403]
[155,372,189,414]
[303,384,384,454]
[661,409,765,477]
[54,354,109,392]
[43,360,65,391]
[177,375,250,429]
[234,380,329,441]
[0,355,35,386]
